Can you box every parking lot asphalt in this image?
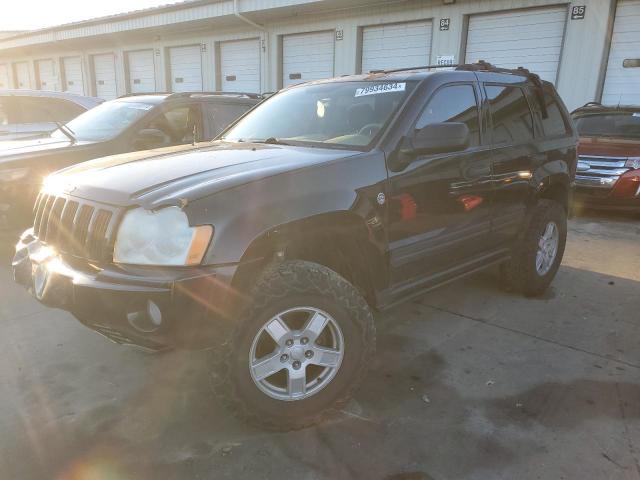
[1,211,639,480]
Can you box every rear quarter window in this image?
[540,87,572,138]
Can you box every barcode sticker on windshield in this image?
[355,82,406,97]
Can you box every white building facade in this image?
[0,0,638,110]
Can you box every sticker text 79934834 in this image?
[355,82,406,97]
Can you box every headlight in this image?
[626,157,640,170]
[0,167,30,182]
[113,207,212,266]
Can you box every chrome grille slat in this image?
[576,155,632,190]
[73,205,94,254]
[38,195,56,241]
[33,193,49,237]
[31,193,118,262]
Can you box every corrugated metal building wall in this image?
[0,0,636,110]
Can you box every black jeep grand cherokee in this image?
[13,63,577,430]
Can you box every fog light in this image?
[33,263,49,300]
[127,300,163,333]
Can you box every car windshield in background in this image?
[574,112,640,140]
[222,81,417,148]
[51,101,154,142]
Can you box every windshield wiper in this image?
[55,121,77,143]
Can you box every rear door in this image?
[62,57,84,95]
[93,54,118,100]
[282,31,334,87]
[361,20,432,73]
[14,62,31,89]
[127,50,156,94]
[36,59,57,91]
[387,82,493,293]
[483,83,538,247]
[169,45,203,92]
[220,39,261,93]
[465,7,567,83]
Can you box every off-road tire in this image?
[210,260,376,431]
[500,199,567,297]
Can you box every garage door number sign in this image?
[355,82,406,97]
[571,5,586,20]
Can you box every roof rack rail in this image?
[456,60,549,119]
[368,64,459,74]
[118,92,171,98]
[166,91,263,100]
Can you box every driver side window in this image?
[416,84,480,147]
[142,105,201,146]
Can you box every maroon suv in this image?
[572,103,640,212]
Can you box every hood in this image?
[0,136,96,164]
[578,136,640,158]
[44,141,360,209]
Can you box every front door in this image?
[386,82,493,295]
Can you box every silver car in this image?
[0,90,103,141]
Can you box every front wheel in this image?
[500,199,567,297]
[211,260,375,430]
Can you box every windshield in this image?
[50,100,154,142]
[222,81,417,148]
[574,112,640,140]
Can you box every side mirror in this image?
[409,122,470,156]
[133,128,169,150]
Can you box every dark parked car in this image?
[13,63,577,430]
[0,92,260,232]
[572,102,640,212]
[0,89,103,141]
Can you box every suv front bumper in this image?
[13,230,238,351]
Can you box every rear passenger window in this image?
[485,85,534,144]
[203,103,252,138]
[416,84,480,147]
[540,88,571,137]
[16,97,85,123]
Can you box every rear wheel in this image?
[500,199,567,297]
[211,260,375,430]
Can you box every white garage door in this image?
[0,64,9,88]
[36,59,56,91]
[602,0,640,104]
[361,21,433,73]
[282,31,334,87]
[169,45,203,92]
[220,38,260,93]
[62,57,84,95]
[127,50,156,94]
[14,62,31,89]
[465,7,567,83]
[93,54,117,100]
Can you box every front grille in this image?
[575,155,631,190]
[33,193,118,262]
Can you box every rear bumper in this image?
[13,231,239,350]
